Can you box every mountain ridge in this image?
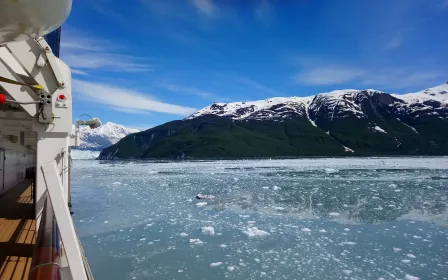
[99,83,448,159]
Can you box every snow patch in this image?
[373,125,387,134]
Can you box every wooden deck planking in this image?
[0,180,35,280]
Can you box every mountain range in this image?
[99,83,448,159]
[73,122,139,151]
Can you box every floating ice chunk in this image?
[140,238,146,241]
[220,244,227,248]
[179,232,188,237]
[405,274,420,280]
[262,186,269,189]
[189,239,204,245]
[342,270,352,275]
[301,228,311,232]
[329,212,340,217]
[104,221,109,224]
[178,270,183,273]
[145,223,153,227]
[319,229,327,233]
[242,227,270,238]
[202,226,215,235]
[393,248,402,252]
[273,186,281,191]
[325,168,339,174]
[406,254,416,258]
[339,241,356,245]
[227,266,235,272]
[196,202,208,207]
[402,259,411,263]
[210,262,223,267]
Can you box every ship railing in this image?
[30,162,95,280]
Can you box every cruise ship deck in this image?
[0,179,35,280]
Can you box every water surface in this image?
[71,157,448,280]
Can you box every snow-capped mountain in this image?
[100,83,448,159]
[73,122,139,151]
[187,83,448,123]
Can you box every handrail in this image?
[29,195,62,280]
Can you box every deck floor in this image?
[0,180,35,280]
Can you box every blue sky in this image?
[62,0,448,130]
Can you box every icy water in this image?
[71,157,448,280]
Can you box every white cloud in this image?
[73,79,196,116]
[61,29,152,74]
[161,83,219,101]
[294,67,366,85]
[191,0,215,16]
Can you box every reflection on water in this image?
[71,157,448,280]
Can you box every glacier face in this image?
[72,122,139,151]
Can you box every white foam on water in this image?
[329,212,340,216]
[227,266,235,272]
[210,262,223,267]
[342,270,353,275]
[201,226,215,235]
[301,228,311,232]
[406,254,416,258]
[405,274,420,280]
[402,259,411,263]
[319,229,327,233]
[242,227,270,237]
[196,202,208,207]
[393,248,402,252]
[179,232,188,237]
[273,186,281,191]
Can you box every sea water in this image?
[70,157,448,280]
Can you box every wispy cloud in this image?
[236,76,284,96]
[61,29,153,74]
[71,69,89,76]
[255,0,274,24]
[383,32,403,50]
[294,67,366,85]
[437,0,448,8]
[73,79,196,116]
[190,0,216,16]
[293,57,444,89]
[161,83,221,101]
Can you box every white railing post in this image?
[42,162,88,280]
